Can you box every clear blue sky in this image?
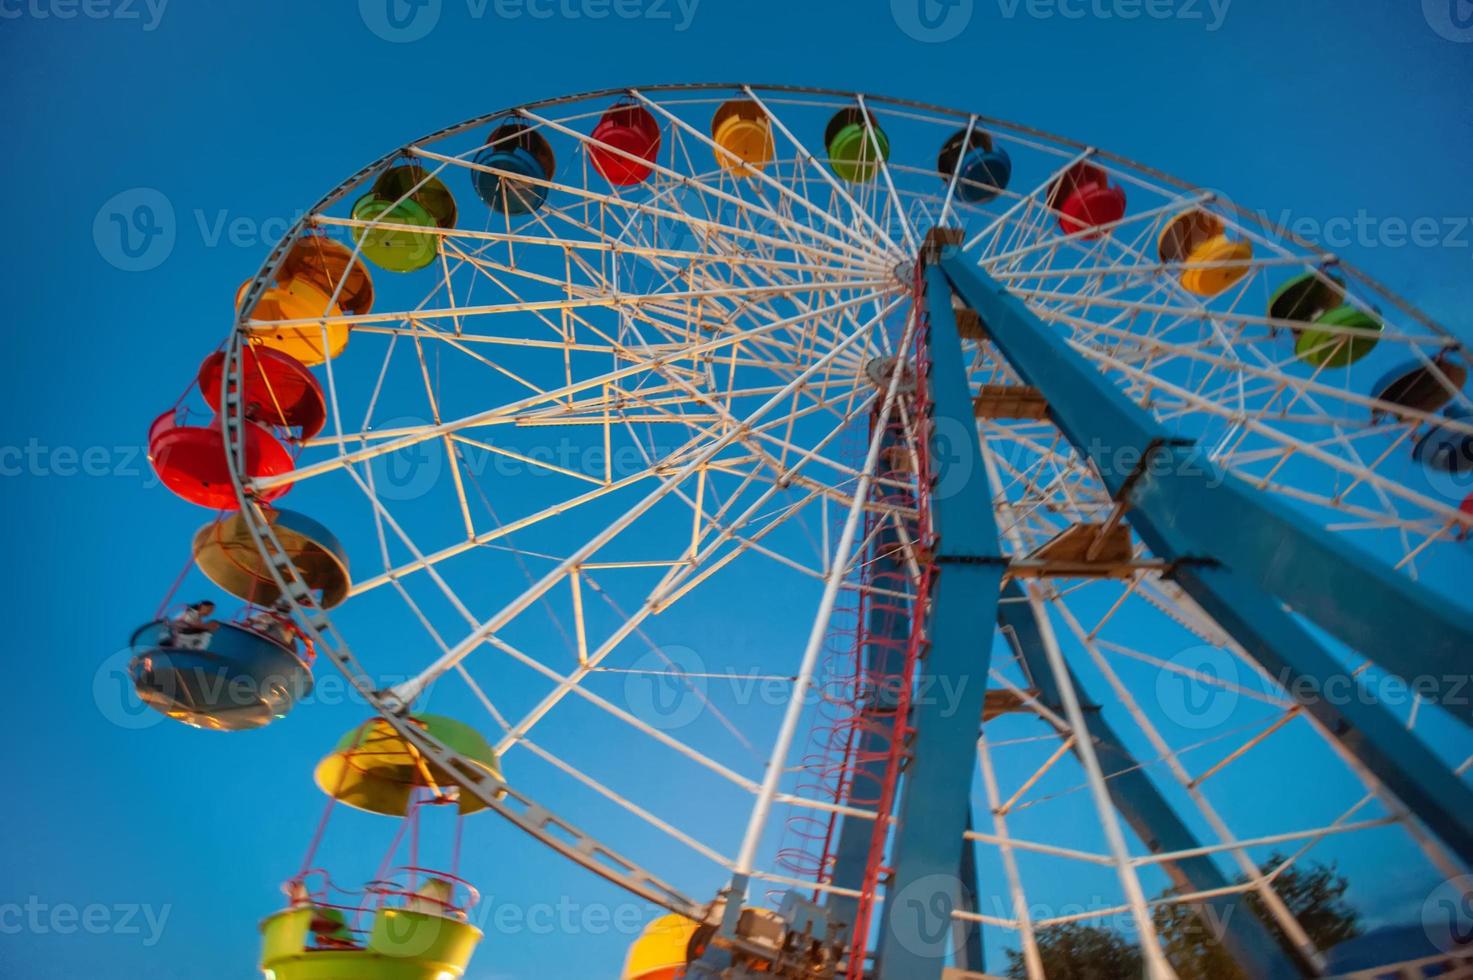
[2,2,1470,978]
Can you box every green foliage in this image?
[1004,854,1361,979]
[1004,922,1143,979]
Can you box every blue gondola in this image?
[471,122,555,215]
[128,618,313,731]
[938,128,1012,204]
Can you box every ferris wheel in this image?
[131,85,1473,980]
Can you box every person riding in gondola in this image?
[245,605,289,645]
[165,599,218,649]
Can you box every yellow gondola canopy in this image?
[623,913,700,980]
[1157,210,1253,297]
[1157,210,1222,264]
[237,275,349,367]
[193,508,351,609]
[315,715,505,816]
[278,235,375,316]
[710,99,773,176]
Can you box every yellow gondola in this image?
[315,715,505,816]
[622,913,699,980]
[710,99,774,176]
[238,276,349,366]
[1157,210,1253,297]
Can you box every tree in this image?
[1004,922,1142,979]
[1005,854,1360,979]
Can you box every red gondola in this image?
[198,347,326,439]
[148,411,294,510]
[588,103,661,186]
[1048,162,1127,239]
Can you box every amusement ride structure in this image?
[132,85,1473,979]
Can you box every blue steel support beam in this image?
[999,582,1308,979]
[873,264,1006,979]
[1172,563,1473,865]
[953,807,986,974]
[939,250,1473,870]
[940,251,1473,727]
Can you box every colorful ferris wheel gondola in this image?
[198,346,328,439]
[350,162,456,274]
[147,336,332,509]
[276,233,377,316]
[710,99,774,176]
[148,408,293,510]
[234,233,371,365]
[823,107,889,184]
[128,603,314,731]
[260,716,503,979]
[1156,208,1254,297]
[1268,270,1384,367]
[261,863,483,980]
[128,502,346,730]
[937,127,1011,204]
[622,913,701,980]
[313,715,505,815]
[588,101,662,186]
[471,120,556,214]
[193,507,351,610]
[238,274,350,366]
[374,163,459,230]
[1370,354,1468,421]
[1047,161,1127,238]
